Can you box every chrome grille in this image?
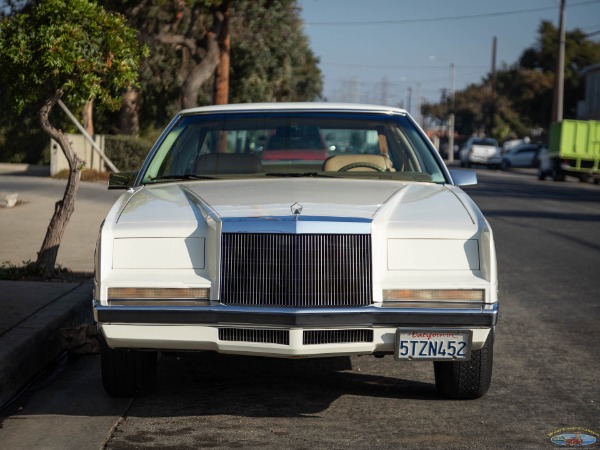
[220,233,372,307]
[218,328,289,345]
[303,330,374,345]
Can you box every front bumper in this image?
[95,302,497,357]
[94,302,497,327]
[469,155,502,165]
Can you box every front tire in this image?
[100,331,158,397]
[434,329,494,400]
[551,161,565,182]
[537,162,546,180]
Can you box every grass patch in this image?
[0,260,93,282]
[52,169,110,182]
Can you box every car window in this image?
[140,112,447,184]
[472,138,498,146]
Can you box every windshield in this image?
[141,111,447,184]
[473,138,498,147]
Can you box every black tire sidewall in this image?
[434,328,494,400]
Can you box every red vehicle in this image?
[262,125,329,161]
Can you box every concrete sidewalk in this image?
[0,166,120,409]
[0,280,94,407]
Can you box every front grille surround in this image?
[220,233,373,308]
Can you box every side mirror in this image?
[449,169,477,186]
[108,171,137,190]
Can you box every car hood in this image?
[115,179,477,237]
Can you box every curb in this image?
[0,163,50,176]
[0,281,93,408]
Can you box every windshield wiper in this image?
[266,172,337,178]
[148,174,220,183]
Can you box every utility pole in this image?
[416,83,422,126]
[381,77,389,106]
[552,0,567,122]
[406,87,412,116]
[489,36,497,136]
[213,0,231,105]
[351,77,360,103]
[448,63,455,162]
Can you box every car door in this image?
[514,145,537,167]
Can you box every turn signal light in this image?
[108,287,210,300]
[382,289,484,302]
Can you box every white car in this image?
[94,103,498,400]
[459,137,502,169]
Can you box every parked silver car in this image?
[501,143,543,170]
[459,137,502,169]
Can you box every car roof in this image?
[180,102,409,116]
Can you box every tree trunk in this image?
[82,100,94,136]
[36,90,83,274]
[119,87,140,135]
[180,31,220,109]
[214,2,230,153]
[213,0,230,106]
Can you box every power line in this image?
[305,0,600,26]
[328,69,486,87]
[321,62,488,70]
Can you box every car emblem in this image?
[290,202,303,215]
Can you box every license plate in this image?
[395,329,472,361]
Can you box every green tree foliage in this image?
[101,0,322,129]
[0,0,148,113]
[423,20,600,141]
[229,0,322,103]
[0,0,147,273]
[1,0,323,156]
[497,20,600,128]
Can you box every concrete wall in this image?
[50,134,106,176]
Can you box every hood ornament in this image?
[290,202,303,216]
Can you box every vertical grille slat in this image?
[220,233,372,308]
[218,328,289,345]
[303,329,374,345]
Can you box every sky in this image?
[298,0,600,117]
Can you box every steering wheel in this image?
[338,162,386,172]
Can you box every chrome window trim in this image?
[133,107,454,187]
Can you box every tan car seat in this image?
[323,154,395,172]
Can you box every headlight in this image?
[112,237,205,269]
[388,239,479,271]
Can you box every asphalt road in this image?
[1,169,599,449]
[0,175,121,272]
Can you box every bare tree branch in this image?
[157,27,197,54]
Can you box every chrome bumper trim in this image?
[94,301,498,327]
[221,215,372,234]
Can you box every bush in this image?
[104,135,153,172]
[0,125,50,164]
[53,168,110,182]
[0,260,92,281]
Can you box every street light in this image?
[430,56,455,162]
[449,63,455,163]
